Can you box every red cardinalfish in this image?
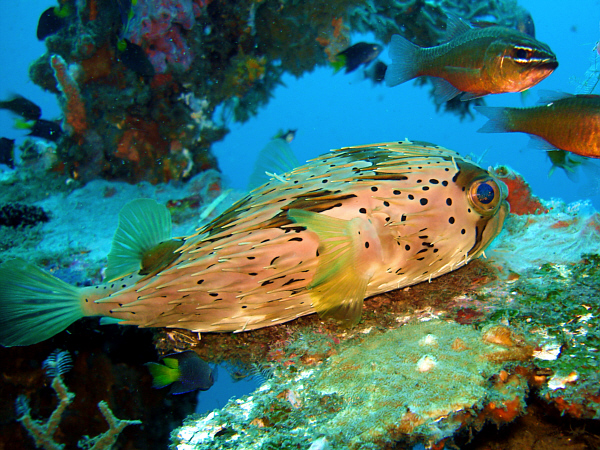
[385,16,558,104]
[476,92,600,159]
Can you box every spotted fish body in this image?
[0,141,508,346]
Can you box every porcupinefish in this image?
[0,140,508,347]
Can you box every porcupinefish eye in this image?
[467,177,503,214]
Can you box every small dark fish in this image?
[515,6,535,38]
[546,149,587,182]
[117,39,155,79]
[385,16,557,104]
[273,129,297,143]
[0,95,42,121]
[146,350,215,395]
[37,6,69,40]
[0,138,15,169]
[476,92,600,158]
[15,119,63,142]
[333,43,383,74]
[364,61,388,84]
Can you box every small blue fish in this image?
[146,351,215,395]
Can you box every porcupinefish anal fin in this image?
[287,209,383,326]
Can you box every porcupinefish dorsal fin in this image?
[248,138,301,190]
[287,209,383,326]
[105,199,180,282]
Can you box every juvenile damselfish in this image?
[0,141,508,347]
[385,16,558,104]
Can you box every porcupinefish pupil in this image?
[476,183,495,204]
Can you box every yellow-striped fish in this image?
[0,140,508,347]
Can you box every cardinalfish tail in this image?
[0,199,181,347]
[384,34,421,88]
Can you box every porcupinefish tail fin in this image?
[105,198,179,282]
[288,209,382,327]
[385,34,421,87]
[0,259,84,347]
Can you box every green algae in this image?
[172,320,531,449]
[479,254,600,417]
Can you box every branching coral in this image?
[15,350,142,450]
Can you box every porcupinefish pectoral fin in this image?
[105,198,181,282]
[287,209,383,326]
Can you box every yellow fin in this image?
[105,199,174,281]
[287,209,381,326]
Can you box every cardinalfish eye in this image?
[467,177,504,215]
[512,46,534,64]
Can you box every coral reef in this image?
[27,0,530,183]
[0,203,49,228]
[172,321,533,449]
[16,350,141,450]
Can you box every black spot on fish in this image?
[420,198,428,206]
[446,198,452,206]
[385,216,390,222]
[416,257,425,261]
[322,179,328,183]
[85,298,89,302]
[400,214,407,222]
[449,217,455,224]
[261,239,270,243]
[249,273,258,276]
[365,242,370,249]
[461,229,466,234]
[405,244,410,251]
[384,201,390,207]
[417,179,422,183]
[433,249,439,253]
[419,235,428,239]
[422,186,429,191]
[408,194,414,200]
[417,249,428,254]
[393,190,401,195]
[247,256,256,260]
[242,305,247,309]
[442,181,449,186]
[270,256,279,266]
[122,284,126,288]
[209,293,219,297]
[261,280,274,286]
[430,179,439,184]
[371,186,378,192]
[422,242,433,247]
[359,208,367,214]
[282,278,304,286]
[197,279,204,284]
[289,237,303,242]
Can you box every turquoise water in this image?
[0,1,599,448]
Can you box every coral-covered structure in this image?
[29,0,531,184]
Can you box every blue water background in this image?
[0,0,599,416]
[1,1,600,209]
